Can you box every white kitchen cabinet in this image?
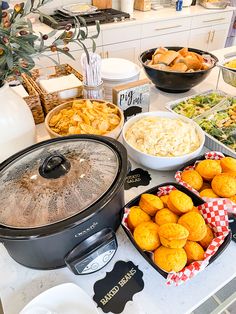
[102,25,141,45]
[141,17,191,38]
[102,40,140,64]
[191,11,233,29]
[189,23,230,51]
[208,23,230,51]
[188,26,211,51]
[141,31,190,51]
[58,47,103,72]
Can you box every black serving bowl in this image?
[122,182,231,279]
[139,47,218,93]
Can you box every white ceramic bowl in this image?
[122,111,205,171]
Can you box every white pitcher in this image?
[0,83,36,163]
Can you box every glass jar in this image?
[83,81,104,99]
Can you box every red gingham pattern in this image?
[175,151,236,214]
[157,185,176,196]
[205,151,225,160]
[122,184,230,286]
[122,208,130,230]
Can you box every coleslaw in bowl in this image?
[122,111,205,171]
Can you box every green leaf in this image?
[78,16,87,28]
[0,54,7,66]
[92,39,96,53]
[13,37,37,54]
[6,52,14,69]
[80,29,86,40]
[56,48,75,60]
[47,29,57,38]
[17,51,35,65]
[0,28,10,36]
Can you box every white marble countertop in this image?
[32,5,236,34]
[0,46,236,314]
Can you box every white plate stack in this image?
[101,58,141,102]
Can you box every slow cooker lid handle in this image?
[39,153,71,179]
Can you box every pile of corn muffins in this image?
[180,156,236,202]
[127,190,214,273]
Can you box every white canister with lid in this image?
[101,58,140,102]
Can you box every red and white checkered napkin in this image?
[175,151,236,215]
[157,185,230,286]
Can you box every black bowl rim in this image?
[139,46,219,74]
[122,182,232,279]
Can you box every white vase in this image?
[0,83,36,163]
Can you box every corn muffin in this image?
[200,188,219,198]
[184,241,205,264]
[230,195,236,204]
[167,190,193,215]
[159,223,189,248]
[155,208,178,226]
[160,195,169,207]
[139,194,164,216]
[195,160,222,181]
[154,246,187,272]
[181,169,203,191]
[190,206,200,214]
[220,157,236,173]
[127,206,151,230]
[211,174,236,198]
[134,221,160,251]
[199,225,214,250]
[178,212,207,241]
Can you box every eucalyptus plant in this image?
[0,0,100,86]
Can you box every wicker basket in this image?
[8,75,44,124]
[26,64,83,114]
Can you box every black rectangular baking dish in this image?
[122,182,232,279]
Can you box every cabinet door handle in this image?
[155,25,182,31]
[211,30,215,42]
[106,51,109,58]
[203,18,225,23]
[207,31,211,44]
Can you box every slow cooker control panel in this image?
[74,239,117,274]
[65,228,118,275]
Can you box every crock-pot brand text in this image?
[74,222,98,237]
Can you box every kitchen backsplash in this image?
[40,0,120,14]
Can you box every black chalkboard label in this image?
[125,168,152,190]
[93,261,144,313]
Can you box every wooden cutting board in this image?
[92,0,112,9]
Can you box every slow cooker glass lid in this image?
[0,138,119,229]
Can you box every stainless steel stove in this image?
[42,9,131,30]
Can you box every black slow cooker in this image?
[0,135,127,274]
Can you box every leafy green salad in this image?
[172,92,225,118]
[195,98,236,151]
